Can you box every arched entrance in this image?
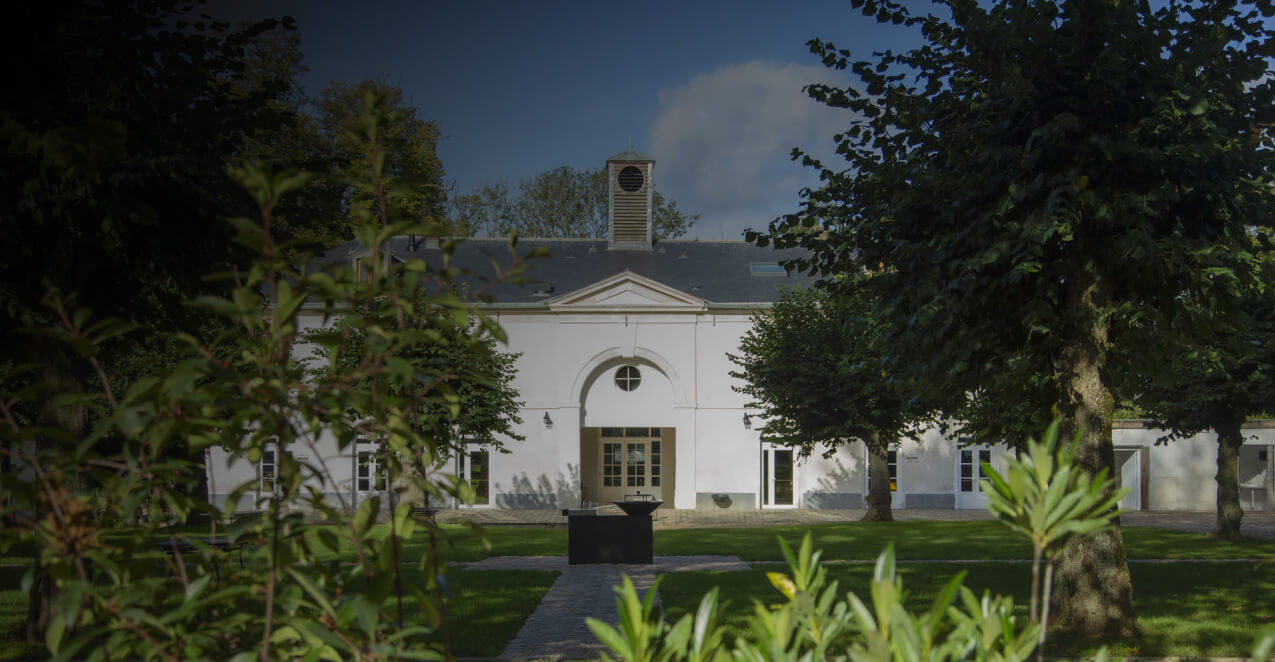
[577,357,677,507]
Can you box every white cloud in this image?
[649,60,851,240]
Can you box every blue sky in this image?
[221,1,923,239]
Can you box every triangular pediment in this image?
[547,270,707,312]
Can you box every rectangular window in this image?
[259,450,276,495]
[357,451,387,492]
[603,442,622,487]
[468,450,489,505]
[626,443,646,487]
[650,440,661,487]
[773,449,794,505]
[763,451,769,505]
[749,262,787,277]
[868,449,898,493]
[960,449,991,492]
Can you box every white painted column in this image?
[674,404,697,509]
[558,403,582,509]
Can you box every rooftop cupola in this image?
[606,143,654,249]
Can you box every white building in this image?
[206,148,1275,514]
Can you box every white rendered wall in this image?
[207,305,1275,515]
[1112,424,1275,511]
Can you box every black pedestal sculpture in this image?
[563,498,662,564]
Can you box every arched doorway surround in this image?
[574,347,685,507]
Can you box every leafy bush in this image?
[0,94,531,661]
[589,534,1038,662]
[588,423,1133,662]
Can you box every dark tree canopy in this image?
[0,1,296,336]
[317,80,456,240]
[758,0,1275,638]
[729,285,935,521]
[0,0,304,644]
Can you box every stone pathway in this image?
[457,556,748,661]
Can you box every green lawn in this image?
[431,520,1275,562]
[657,561,1275,658]
[8,519,1267,566]
[3,520,1273,660]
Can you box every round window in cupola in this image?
[617,165,644,192]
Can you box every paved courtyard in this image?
[440,508,1275,660]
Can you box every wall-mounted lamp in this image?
[543,412,553,429]
[742,413,752,430]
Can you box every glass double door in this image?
[599,428,663,502]
[762,445,795,508]
[956,447,991,509]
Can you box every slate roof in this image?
[319,237,816,307]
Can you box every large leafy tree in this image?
[454,165,697,239]
[759,0,1274,638]
[729,285,935,521]
[1124,257,1275,539]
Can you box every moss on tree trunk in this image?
[863,435,894,522]
[1212,418,1246,540]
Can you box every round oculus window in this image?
[615,366,642,392]
[617,165,644,192]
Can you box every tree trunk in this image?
[1211,418,1246,540]
[863,435,894,522]
[1049,276,1142,639]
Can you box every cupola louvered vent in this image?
[606,145,654,248]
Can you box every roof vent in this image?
[606,144,654,249]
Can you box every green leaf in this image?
[45,612,65,654]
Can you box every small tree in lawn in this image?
[729,283,934,521]
[759,0,1275,637]
[1123,259,1275,540]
